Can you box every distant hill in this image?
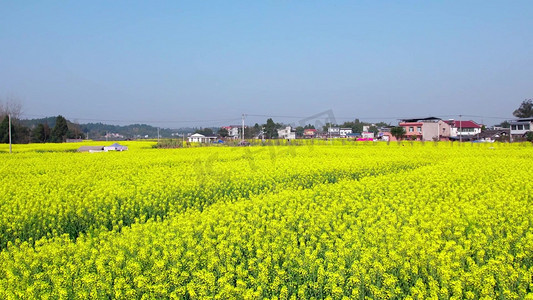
[81,123,179,139]
[20,117,58,128]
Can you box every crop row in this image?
[1,143,533,298]
[0,143,436,249]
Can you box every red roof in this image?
[447,120,481,128]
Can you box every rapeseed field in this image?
[1,141,532,299]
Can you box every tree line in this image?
[195,118,389,140]
[0,114,84,144]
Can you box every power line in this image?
[246,114,306,119]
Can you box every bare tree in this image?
[0,96,23,120]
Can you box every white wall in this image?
[510,122,532,135]
[278,126,296,139]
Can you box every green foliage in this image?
[295,126,304,137]
[0,116,31,144]
[31,123,51,143]
[295,124,316,138]
[390,126,406,140]
[498,121,510,128]
[195,128,214,136]
[50,115,69,143]
[513,99,533,118]
[0,116,10,143]
[217,128,229,137]
[526,131,533,142]
[264,118,279,139]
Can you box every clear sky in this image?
[1,1,532,127]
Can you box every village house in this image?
[445,120,482,140]
[477,128,510,143]
[339,128,353,137]
[377,127,392,141]
[277,126,296,139]
[399,117,451,141]
[509,118,533,138]
[77,143,128,153]
[77,146,105,152]
[303,128,317,138]
[221,125,243,139]
[346,132,361,139]
[397,117,486,141]
[188,133,217,143]
[327,127,340,137]
[104,143,128,151]
[362,131,375,139]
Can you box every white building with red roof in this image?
[221,125,243,139]
[445,120,482,138]
[303,128,317,138]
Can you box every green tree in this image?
[0,116,30,144]
[513,99,533,118]
[390,126,405,141]
[195,128,214,136]
[31,123,51,143]
[340,119,369,133]
[14,124,30,143]
[526,131,533,142]
[50,115,69,143]
[0,116,11,143]
[295,126,305,138]
[322,122,338,132]
[244,124,260,139]
[217,128,229,138]
[264,118,279,139]
[368,125,379,136]
[497,121,510,128]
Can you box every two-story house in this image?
[277,126,296,139]
[327,127,340,137]
[303,129,317,138]
[222,125,244,139]
[399,117,452,141]
[339,128,353,137]
[509,118,533,138]
[444,120,482,140]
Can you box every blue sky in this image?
[1,1,532,127]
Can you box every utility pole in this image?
[8,114,12,154]
[459,114,462,143]
[509,122,513,143]
[437,121,440,142]
[328,123,332,143]
[157,127,160,143]
[241,114,245,141]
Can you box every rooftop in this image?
[446,120,481,128]
[400,117,441,122]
